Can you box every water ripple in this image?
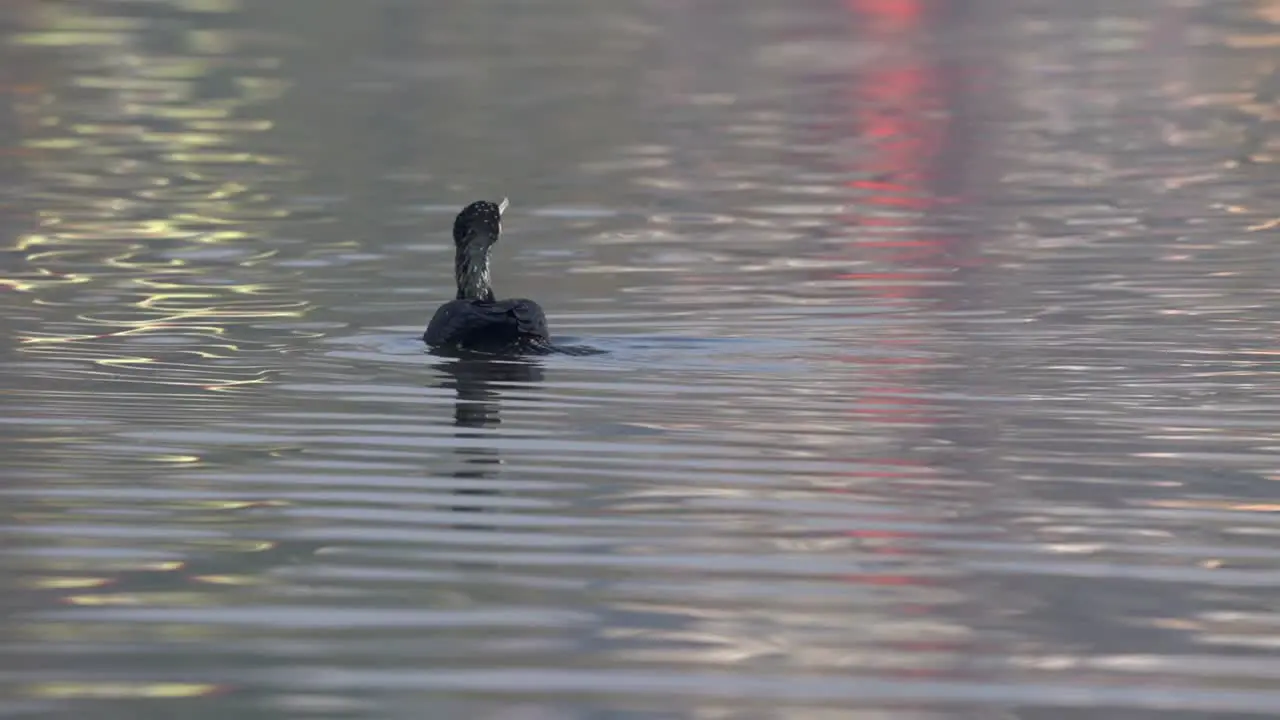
[1,0,1279,718]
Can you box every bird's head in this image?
[452,198,508,248]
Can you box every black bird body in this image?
[424,199,551,353]
[424,297,548,352]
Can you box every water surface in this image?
[1,0,1279,718]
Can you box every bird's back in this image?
[424,297,549,352]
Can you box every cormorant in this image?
[423,199,550,353]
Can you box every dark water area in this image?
[1,0,1279,717]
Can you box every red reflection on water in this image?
[838,0,955,299]
[823,4,971,639]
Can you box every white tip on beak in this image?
[498,197,509,216]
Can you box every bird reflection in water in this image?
[432,353,544,523]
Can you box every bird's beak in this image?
[498,197,510,216]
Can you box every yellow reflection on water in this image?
[192,574,259,586]
[29,682,221,700]
[5,0,310,401]
[185,499,287,510]
[64,592,210,607]
[22,576,111,590]
[149,454,202,463]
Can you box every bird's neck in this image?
[455,243,494,301]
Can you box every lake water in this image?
[1,0,1279,718]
